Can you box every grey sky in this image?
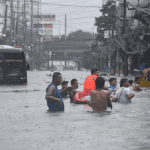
[41,0,102,36]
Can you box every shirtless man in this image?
[69,79,80,103]
[133,77,146,91]
[143,64,150,81]
[87,77,112,112]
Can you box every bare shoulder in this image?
[90,90,97,94]
[47,85,56,92]
[103,90,110,94]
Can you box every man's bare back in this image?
[143,68,150,78]
[89,90,111,112]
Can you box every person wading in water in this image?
[82,68,108,97]
[87,77,112,112]
[45,72,72,111]
[69,79,80,103]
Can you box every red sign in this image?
[44,24,53,28]
[15,45,22,48]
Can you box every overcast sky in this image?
[41,0,102,36]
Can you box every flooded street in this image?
[0,70,150,150]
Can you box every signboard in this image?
[106,67,109,71]
[33,14,55,21]
[39,29,43,35]
[34,23,43,28]
[15,45,22,48]
[44,24,53,28]
[44,35,53,41]
[104,30,112,38]
[44,29,53,34]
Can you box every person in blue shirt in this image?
[45,72,72,111]
[108,78,118,94]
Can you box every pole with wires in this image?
[65,14,67,41]
[10,0,13,46]
[138,0,141,74]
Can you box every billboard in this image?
[34,23,43,28]
[33,14,55,21]
[34,14,55,41]
[44,24,53,28]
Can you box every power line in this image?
[27,1,101,8]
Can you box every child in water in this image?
[133,77,146,91]
[108,78,119,95]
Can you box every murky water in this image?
[0,70,150,150]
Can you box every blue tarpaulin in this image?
[140,63,146,70]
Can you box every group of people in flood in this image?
[45,67,149,113]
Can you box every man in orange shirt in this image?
[82,68,99,96]
[82,68,108,96]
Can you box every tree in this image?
[67,30,92,40]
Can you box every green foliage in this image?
[95,1,116,43]
[67,30,92,40]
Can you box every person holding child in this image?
[108,78,119,94]
[111,78,134,103]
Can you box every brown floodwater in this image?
[0,70,150,150]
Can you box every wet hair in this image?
[91,68,99,75]
[71,79,77,85]
[135,77,140,82]
[95,77,105,89]
[109,78,117,83]
[120,78,128,87]
[129,80,133,85]
[52,72,61,80]
[145,64,149,68]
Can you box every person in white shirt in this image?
[111,78,134,103]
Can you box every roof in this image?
[0,45,14,48]
[0,48,23,53]
[0,45,23,53]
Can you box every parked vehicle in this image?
[0,45,27,85]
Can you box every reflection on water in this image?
[0,71,150,150]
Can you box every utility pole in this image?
[92,27,94,39]
[23,0,26,50]
[38,0,41,70]
[13,11,16,44]
[38,0,40,51]
[10,0,14,46]
[124,0,128,76]
[65,14,67,41]
[59,20,60,40]
[31,0,34,69]
[109,31,111,74]
[16,0,19,45]
[22,4,24,44]
[3,4,7,45]
[3,5,8,36]
[138,0,141,74]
